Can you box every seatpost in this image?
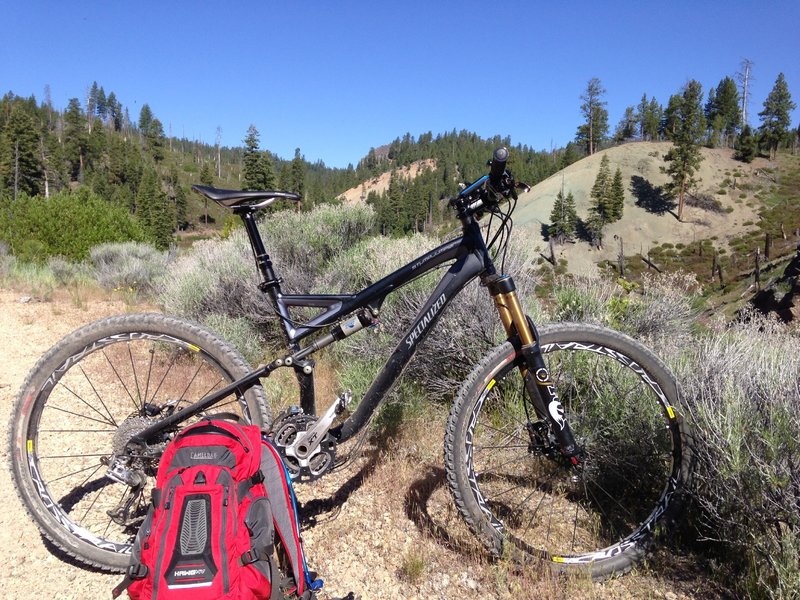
[239,211,282,296]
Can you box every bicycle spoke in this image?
[80,480,107,524]
[44,404,114,427]
[55,381,116,427]
[142,345,155,405]
[176,363,205,403]
[76,463,105,491]
[147,352,180,406]
[39,453,110,459]
[48,463,105,484]
[127,344,143,408]
[78,365,118,426]
[38,428,115,433]
[104,349,140,412]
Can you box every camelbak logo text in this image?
[406,294,446,348]
[175,568,206,577]
[190,451,216,460]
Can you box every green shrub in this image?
[676,311,800,599]
[47,256,95,287]
[0,188,146,261]
[90,241,169,296]
[158,203,375,338]
[0,242,15,277]
[158,230,272,328]
[202,313,267,366]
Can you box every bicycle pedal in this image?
[337,390,354,410]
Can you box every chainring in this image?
[271,410,337,482]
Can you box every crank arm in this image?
[286,391,351,464]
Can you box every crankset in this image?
[272,409,338,482]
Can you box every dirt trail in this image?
[0,288,716,599]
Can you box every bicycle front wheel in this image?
[444,322,690,578]
[9,313,270,572]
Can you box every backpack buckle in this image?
[128,563,149,579]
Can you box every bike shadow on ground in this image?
[297,446,381,528]
[404,465,486,557]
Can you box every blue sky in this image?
[3,1,799,168]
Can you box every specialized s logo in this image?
[406,294,446,348]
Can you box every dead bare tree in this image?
[737,59,754,126]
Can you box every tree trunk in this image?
[40,139,50,198]
[13,141,19,201]
[678,171,686,221]
[755,247,761,290]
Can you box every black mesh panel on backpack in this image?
[165,493,217,589]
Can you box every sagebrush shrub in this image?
[158,203,376,340]
[202,313,267,366]
[91,241,169,294]
[675,311,800,599]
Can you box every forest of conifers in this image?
[0,71,796,259]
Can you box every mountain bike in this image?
[9,148,691,579]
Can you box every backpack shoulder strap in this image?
[261,437,323,596]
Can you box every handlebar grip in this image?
[488,147,509,188]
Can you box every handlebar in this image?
[450,147,523,218]
[488,147,509,190]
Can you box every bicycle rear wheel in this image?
[9,313,270,571]
[444,322,690,578]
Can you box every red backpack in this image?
[113,419,320,600]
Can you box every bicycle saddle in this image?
[192,185,301,209]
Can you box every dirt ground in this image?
[0,288,726,599]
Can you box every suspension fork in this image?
[485,275,580,462]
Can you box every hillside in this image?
[512,141,774,275]
[337,159,437,204]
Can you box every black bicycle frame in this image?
[249,208,495,443]
[131,210,496,448]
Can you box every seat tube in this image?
[240,211,282,294]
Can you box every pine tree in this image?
[613,107,637,142]
[645,97,662,140]
[242,125,274,191]
[735,124,757,163]
[199,162,214,224]
[167,166,187,229]
[63,98,88,182]
[576,78,609,155]
[145,118,165,162]
[0,103,42,198]
[609,167,625,221]
[136,168,173,249]
[758,73,796,160]
[715,77,741,148]
[662,80,706,221]
[549,188,578,243]
[138,104,153,135]
[289,148,306,198]
[590,154,613,223]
